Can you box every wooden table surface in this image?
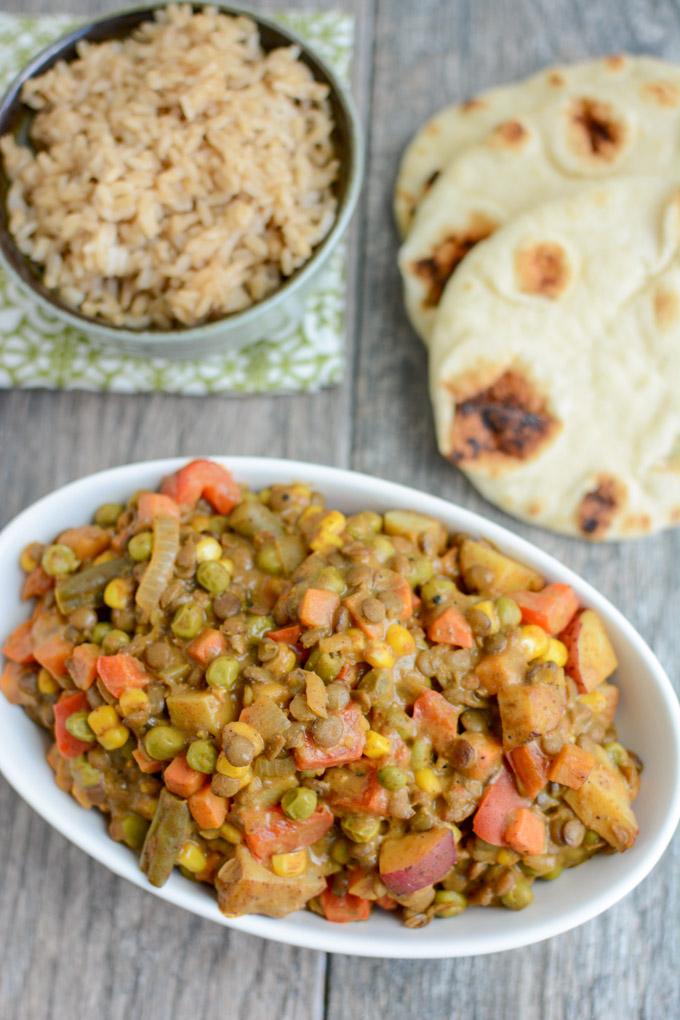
[1,1,679,1017]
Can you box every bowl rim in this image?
[0,3,364,343]
[1,455,679,959]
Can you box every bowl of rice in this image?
[0,3,362,358]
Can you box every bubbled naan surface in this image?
[429,179,680,540]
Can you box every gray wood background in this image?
[0,0,678,1017]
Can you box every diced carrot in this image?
[54,691,91,758]
[547,744,595,789]
[242,804,334,860]
[412,690,460,756]
[504,807,546,855]
[57,525,110,562]
[66,643,100,691]
[137,491,180,522]
[342,591,383,640]
[507,742,550,799]
[472,765,527,846]
[187,628,227,665]
[164,755,206,798]
[320,875,372,923]
[427,606,473,648]
[0,662,24,705]
[266,624,302,645]
[375,894,398,911]
[299,587,340,629]
[34,633,74,680]
[21,566,53,601]
[188,785,228,829]
[514,584,579,635]
[294,702,366,770]
[97,654,150,698]
[2,620,35,664]
[161,459,241,514]
[132,746,163,774]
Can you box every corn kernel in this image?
[20,546,40,572]
[415,768,443,795]
[216,753,250,779]
[191,514,213,532]
[195,536,222,563]
[364,730,391,758]
[224,721,265,755]
[300,504,324,524]
[364,641,396,670]
[386,624,416,657]
[474,600,499,634]
[119,688,149,716]
[177,842,208,873]
[310,511,346,552]
[93,550,117,565]
[103,577,132,610]
[579,690,606,713]
[271,849,308,878]
[87,705,119,736]
[540,638,568,667]
[37,668,58,695]
[98,725,130,751]
[519,624,550,660]
[220,822,243,845]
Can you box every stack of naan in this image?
[395,56,680,540]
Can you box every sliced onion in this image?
[135,514,180,618]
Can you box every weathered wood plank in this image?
[0,0,374,1017]
[333,0,680,1017]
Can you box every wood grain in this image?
[1,0,679,1018]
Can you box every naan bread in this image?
[429,179,680,540]
[400,55,680,342]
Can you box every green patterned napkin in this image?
[0,10,352,394]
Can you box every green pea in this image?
[341,814,380,844]
[206,655,240,690]
[144,725,186,761]
[196,560,231,594]
[421,576,456,607]
[495,596,522,629]
[502,880,534,911]
[101,629,131,654]
[583,829,602,847]
[315,651,342,682]
[410,737,432,770]
[121,812,150,850]
[434,890,467,917]
[171,602,206,639]
[605,741,627,767]
[377,765,407,791]
[128,531,153,561]
[187,739,218,774]
[42,544,80,577]
[541,865,564,881]
[64,712,95,743]
[70,757,101,787]
[95,503,124,527]
[92,621,113,645]
[255,543,283,575]
[281,786,318,821]
[245,615,274,644]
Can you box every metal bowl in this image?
[0,3,363,359]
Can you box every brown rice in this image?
[0,4,339,329]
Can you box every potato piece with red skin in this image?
[560,609,618,693]
[379,828,457,896]
[498,683,566,749]
[216,845,325,918]
[475,641,527,694]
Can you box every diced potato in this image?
[578,682,619,727]
[216,845,325,917]
[383,510,447,552]
[498,683,566,749]
[460,539,544,594]
[565,747,638,851]
[475,640,527,694]
[166,691,234,736]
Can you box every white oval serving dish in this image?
[0,457,678,958]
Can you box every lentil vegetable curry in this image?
[0,460,641,926]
